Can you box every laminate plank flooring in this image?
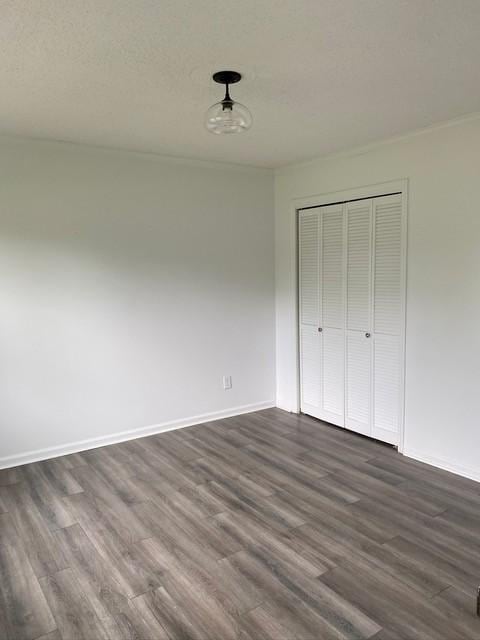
[0,408,479,639]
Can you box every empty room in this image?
[1,2,480,639]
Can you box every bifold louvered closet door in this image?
[299,205,345,427]
[299,193,404,445]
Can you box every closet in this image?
[299,193,405,446]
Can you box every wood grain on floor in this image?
[0,408,479,639]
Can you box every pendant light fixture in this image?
[205,71,252,134]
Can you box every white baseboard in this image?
[0,400,276,470]
[275,403,299,413]
[402,447,480,483]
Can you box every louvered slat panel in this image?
[300,327,321,409]
[322,207,344,328]
[346,331,371,433]
[299,212,319,326]
[299,211,321,414]
[319,204,344,425]
[346,203,371,331]
[322,327,344,420]
[372,194,403,444]
[345,201,372,435]
[374,334,400,438]
[374,196,402,335]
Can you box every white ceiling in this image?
[1,1,480,168]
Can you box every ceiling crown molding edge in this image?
[0,132,273,174]
[275,110,480,174]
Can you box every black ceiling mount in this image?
[212,71,242,110]
[212,70,242,85]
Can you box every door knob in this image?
[318,327,323,333]
[365,332,371,338]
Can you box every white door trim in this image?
[293,179,408,452]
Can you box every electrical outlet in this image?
[223,375,232,390]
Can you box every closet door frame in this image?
[294,179,408,452]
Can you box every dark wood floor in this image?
[1,408,479,639]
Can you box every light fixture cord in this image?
[222,84,233,110]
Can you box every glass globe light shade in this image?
[205,100,252,134]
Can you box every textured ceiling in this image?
[1,1,480,167]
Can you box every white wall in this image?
[3,116,480,482]
[0,137,275,466]
[275,115,480,482]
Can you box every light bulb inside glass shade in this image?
[205,101,252,134]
